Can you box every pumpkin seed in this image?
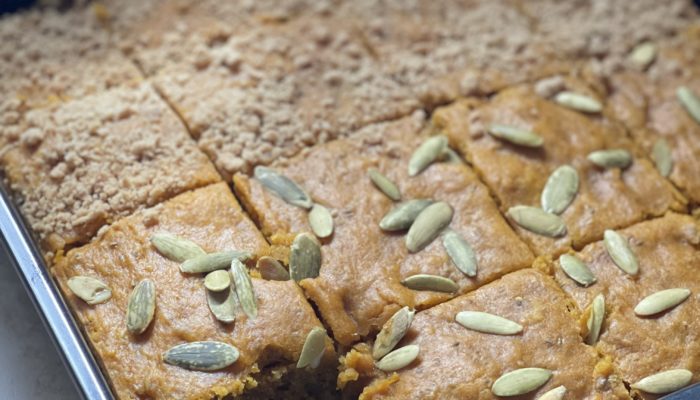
[651,138,673,177]
[487,124,544,147]
[554,91,602,113]
[297,327,327,369]
[308,204,334,238]
[507,206,567,238]
[442,230,478,277]
[373,306,415,360]
[379,199,434,231]
[559,254,596,287]
[290,233,321,281]
[629,42,656,70]
[541,165,579,214]
[634,288,690,316]
[231,259,257,319]
[206,287,237,323]
[368,168,401,201]
[538,385,567,400]
[126,279,156,335]
[677,86,700,124]
[631,369,693,394]
[491,368,553,396]
[204,270,231,292]
[408,135,448,176]
[587,149,632,169]
[401,274,458,293]
[406,201,453,253]
[455,311,523,335]
[376,345,419,372]
[67,276,112,305]
[254,166,312,209]
[163,341,240,371]
[150,232,205,262]
[256,256,289,281]
[603,229,639,275]
[180,250,252,274]
[586,294,605,345]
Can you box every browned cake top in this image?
[553,213,700,400]
[52,183,334,399]
[234,113,534,346]
[1,83,220,255]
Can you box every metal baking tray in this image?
[0,183,114,400]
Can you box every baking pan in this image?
[0,183,114,400]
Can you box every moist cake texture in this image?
[0,1,699,399]
[234,113,534,346]
[52,183,336,399]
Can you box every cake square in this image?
[341,269,631,399]
[0,83,221,256]
[552,213,700,399]
[234,113,534,346]
[433,84,685,257]
[51,183,336,399]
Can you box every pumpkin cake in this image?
[552,213,700,400]
[432,83,686,257]
[234,112,534,346]
[0,83,220,258]
[340,269,631,399]
[52,183,337,399]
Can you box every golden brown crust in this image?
[433,84,685,256]
[553,213,700,400]
[51,183,335,399]
[235,114,534,346]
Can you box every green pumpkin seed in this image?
[150,232,205,262]
[441,147,463,164]
[538,385,567,400]
[442,230,478,277]
[586,294,605,345]
[308,204,334,238]
[231,259,257,319]
[634,288,690,316]
[587,149,632,169]
[254,166,312,209]
[204,270,231,292]
[629,42,656,70]
[126,279,156,335]
[163,341,240,371]
[207,286,237,323]
[408,135,448,176]
[256,256,289,281]
[554,91,602,113]
[290,233,321,282]
[507,206,567,238]
[373,306,415,360]
[455,311,523,335]
[297,327,327,369]
[368,168,401,201]
[401,274,458,293]
[651,138,673,177]
[376,345,419,372]
[487,124,544,147]
[559,254,596,287]
[379,199,434,231]
[541,165,579,214]
[491,368,553,396]
[180,250,252,274]
[631,369,693,394]
[406,201,453,253]
[67,276,112,305]
[603,229,639,275]
[677,86,700,124]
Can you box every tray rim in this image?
[0,183,114,400]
